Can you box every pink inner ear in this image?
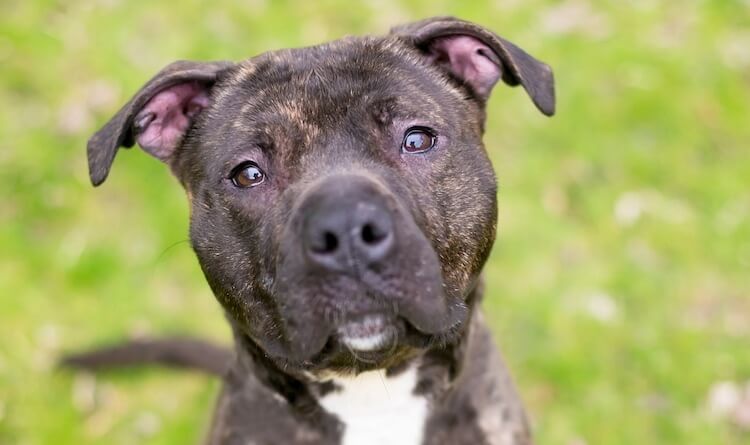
[429,36,503,99]
[134,82,210,160]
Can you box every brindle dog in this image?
[72,16,555,445]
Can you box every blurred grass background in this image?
[1,0,749,444]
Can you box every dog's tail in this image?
[61,337,233,377]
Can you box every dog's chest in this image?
[318,367,428,445]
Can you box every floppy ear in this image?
[87,60,234,186]
[392,17,555,116]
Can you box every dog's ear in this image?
[392,17,555,116]
[87,60,234,186]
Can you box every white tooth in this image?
[340,331,390,351]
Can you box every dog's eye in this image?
[231,162,266,188]
[401,127,436,154]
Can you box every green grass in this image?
[1,1,749,444]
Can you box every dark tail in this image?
[61,337,233,377]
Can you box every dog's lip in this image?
[296,313,466,370]
[336,314,397,352]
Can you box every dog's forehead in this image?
[227,36,427,92]
[210,36,463,132]
[186,35,475,181]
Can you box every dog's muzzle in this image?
[272,173,467,363]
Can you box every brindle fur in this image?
[81,16,554,445]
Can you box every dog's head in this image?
[88,17,554,374]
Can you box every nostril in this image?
[355,216,393,264]
[312,231,339,254]
[324,232,339,252]
[361,223,386,245]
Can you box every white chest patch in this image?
[318,367,428,445]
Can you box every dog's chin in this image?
[287,314,464,374]
[240,291,470,373]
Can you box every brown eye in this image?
[231,162,265,188]
[402,127,436,154]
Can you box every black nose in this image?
[303,178,395,272]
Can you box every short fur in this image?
[75,16,555,445]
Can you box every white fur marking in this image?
[319,367,427,445]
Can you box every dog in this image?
[70,16,555,445]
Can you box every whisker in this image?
[155,239,191,263]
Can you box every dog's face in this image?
[185,40,497,370]
[88,17,554,373]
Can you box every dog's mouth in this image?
[290,308,465,372]
[336,314,398,353]
[225,277,471,379]
[258,271,473,369]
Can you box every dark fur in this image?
[62,337,232,376]
[73,17,554,444]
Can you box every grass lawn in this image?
[1,1,749,444]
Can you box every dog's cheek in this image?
[188,192,285,342]
[433,143,497,297]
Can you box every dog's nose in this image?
[302,179,395,272]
